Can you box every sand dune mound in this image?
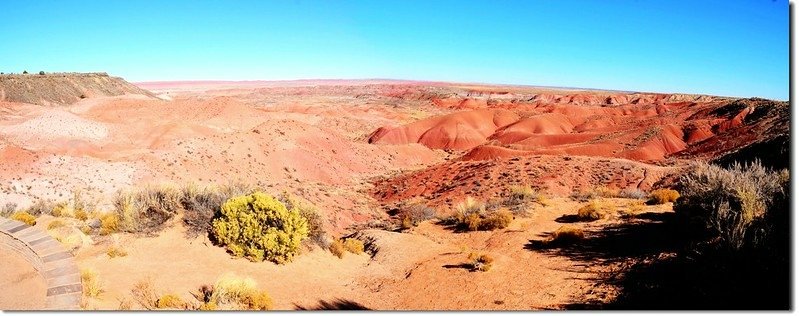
[368,109,520,150]
[489,113,573,143]
[0,73,155,106]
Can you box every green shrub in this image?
[212,192,309,263]
[649,189,680,205]
[11,211,36,226]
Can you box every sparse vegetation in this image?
[397,202,436,229]
[576,200,611,221]
[648,189,680,205]
[180,181,255,238]
[618,188,648,200]
[25,199,55,216]
[107,246,128,258]
[130,278,159,310]
[447,197,514,231]
[47,219,65,230]
[156,294,186,309]
[329,237,364,258]
[467,253,494,272]
[81,268,103,298]
[11,211,36,226]
[545,225,585,246]
[74,208,88,221]
[329,239,346,258]
[503,184,547,215]
[675,161,787,251]
[1,202,17,217]
[113,185,181,233]
[343,238,364,254]
[279,192,329,248]
[99,213,120,235]
[211,192,309,263]
[197,274,272,310]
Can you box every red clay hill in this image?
[367,87,787,208]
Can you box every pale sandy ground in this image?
[69,198,670,310]
[0,249,47,310]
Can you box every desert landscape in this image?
[0,72,789,310]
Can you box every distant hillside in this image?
[0,72,155,106]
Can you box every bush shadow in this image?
[294,298,371,310]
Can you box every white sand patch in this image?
[0,109,108,144]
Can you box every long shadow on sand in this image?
[527,211,789,310]
[527,212,679,264]
[294,299,371,310]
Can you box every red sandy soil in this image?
[0,79,788,310]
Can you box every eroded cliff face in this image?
[0,72,155,106]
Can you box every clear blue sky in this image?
[0,0,788,99]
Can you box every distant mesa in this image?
[0,72,155,106]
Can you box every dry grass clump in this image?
[156,294,186,309]
[74,209,88,221]
[648,189,680,205]
[467,253,494,272]
[448,197,514,231]
[99,213,120,235]
[47,219,65,230]
[544,225,585,247]
[570,185,619,201]
[618,188,649,200]
[195,274,272,310]
[24,199,55,216]
[504,184,548,215]
[329,239,346,258]
[329,238,364,258]
[620,200,646,218]
[1,202,17,217]
[675,161,788,251]
[343,238,364,254]
[113,185,181,234]
[576,200,612,221]
[81,268,103,298]
[180,181,255,238]
[397,202,436,229]
[106,246,128,258]
[11,211,36,226]
[131,278,159,310]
